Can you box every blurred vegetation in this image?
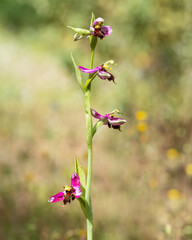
[0,0,192,239]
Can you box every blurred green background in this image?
[1,0,192,239]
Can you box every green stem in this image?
[90,49,95,69]
[85,48,95,240]
[85,89,93,240]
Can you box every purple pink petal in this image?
[108,117,127,126]
[78,66,100,74]
[101,26,112,36]
[92,17,104,27]
[71,172,82,198]
[48,191,64,203]
[71,172,81,188]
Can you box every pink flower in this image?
[90,17,112,39]
[78,60,116,83]
[48,172,82,205]
[91,109,127,131]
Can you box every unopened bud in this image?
[67,26,90,35]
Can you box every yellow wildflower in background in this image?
[167,189,180,200]
[186,164,192,176]
[137,122,148,132]
[166,148,179,159]
[135,111,148,121]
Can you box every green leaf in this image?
[74,155,86,195]
[90,12,95,26]
[71,53,85,93]
[67,26,90,35]
[90,35,97,51]
[92,119,106,137]
[78,196,87,218]
[90,13,97,51]
[84,71,98,91]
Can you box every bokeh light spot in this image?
[137,122,148,132]
[185,164,192,176]
[167,189,180,200]
[135,111,148,121]
[166,148,179,159]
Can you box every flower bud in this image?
[67,26,90,35]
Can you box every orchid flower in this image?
[91,108,127,130]
[48,172,82,205]
[78,60,116,83]
[90,17,112,39]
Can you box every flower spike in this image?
[48,172,82,205]
[91,108,127,131]
[90,17,112,39]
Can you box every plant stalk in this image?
[85,48,95,240]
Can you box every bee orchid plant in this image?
[49,14,126,240]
